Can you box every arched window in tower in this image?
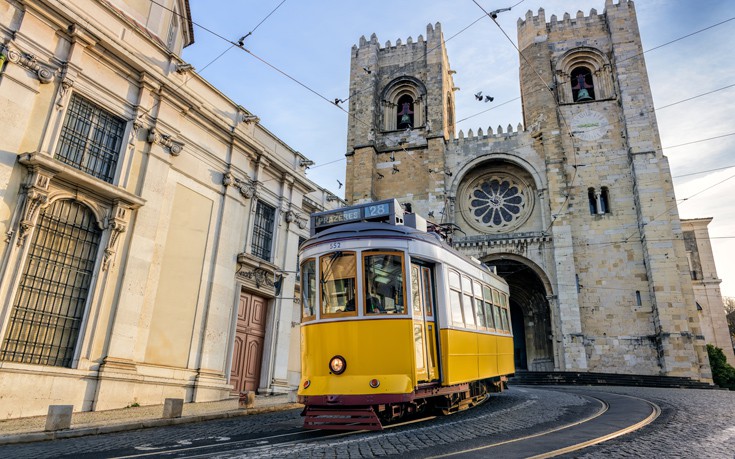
[396,94,414,129]
[571,67,595,102]
[588,187,597,214]
[600,186,610,214]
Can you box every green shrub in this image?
[706,344,735,390]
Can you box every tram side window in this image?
[421,267,434,318]
[411,265,421,315]
[492,289,503,332]
[483,285,496,330]
[320,251,357,317]
[364,251,405,314]
[473,280,487,330]
[461,276,476,329]
[448,269,464,326]
[500,292,510,332]
[301,258,316,321]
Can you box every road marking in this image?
[425,395,610,458]
[528,395,660,459]
[118,431,321,458]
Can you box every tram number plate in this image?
[364,203,390,218]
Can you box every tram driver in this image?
[366,292,384,314]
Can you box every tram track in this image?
[428,389,660,458]
[97,387,660,458]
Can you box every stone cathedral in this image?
[344,0,733,380]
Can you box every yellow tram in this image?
[298,199,514,430]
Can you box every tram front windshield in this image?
[320,251,357,315]
[363,252,404,314]
[311,250,406,318]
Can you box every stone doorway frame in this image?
[483,254,560,372]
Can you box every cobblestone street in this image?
[1,386,733,458]
[558,386,735,459]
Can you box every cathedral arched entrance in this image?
[485,257,555,371]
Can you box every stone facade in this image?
[0,0,339,419]
[345,0,729,378]
[682,218,735,363]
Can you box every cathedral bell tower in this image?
[344,23,455,216]
[517,0,708,378]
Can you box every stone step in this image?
[509,371,718,389]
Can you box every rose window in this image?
[467,175,531,232]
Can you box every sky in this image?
[182,0,735,298]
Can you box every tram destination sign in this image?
[314,208,361,227]
[310,199,403,235]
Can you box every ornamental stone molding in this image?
[14,164,57,246]
[147,128,184,156]
[102,202,132,271]
[284,209,307,229]
[222,170,257,199]
[2,44,55,84]
[236,252,280,297]
[55,77,74,109]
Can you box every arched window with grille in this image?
[0,199,102,367]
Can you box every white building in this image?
[0,0,340,419]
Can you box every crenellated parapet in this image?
[518,0,635,51]
[452,123,525,144]
[353,22,443,54]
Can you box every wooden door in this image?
[229,291,267,393]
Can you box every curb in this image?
[0,403,303,446]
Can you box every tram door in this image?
[411,263,439,382]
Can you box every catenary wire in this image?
[148,0,735,204]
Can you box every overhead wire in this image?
[616,16,735,65]
[471,0,580,233]
[155,0,735,203]
[135,0,289,122]
[673,164,735,179]
[618,172,735,244]
[664,132,735,150]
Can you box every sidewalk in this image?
[0,394,302,446]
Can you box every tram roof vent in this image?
[404,213,427,232]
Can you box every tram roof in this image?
[306,221,445,246]
[302,221,505,283]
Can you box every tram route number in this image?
[364,203,389,218]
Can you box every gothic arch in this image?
[483,254,556,371]
[555,46,615,103]
[381,76,427,131]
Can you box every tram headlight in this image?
[329,355,346,375]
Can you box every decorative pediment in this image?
[236,252,281,297]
